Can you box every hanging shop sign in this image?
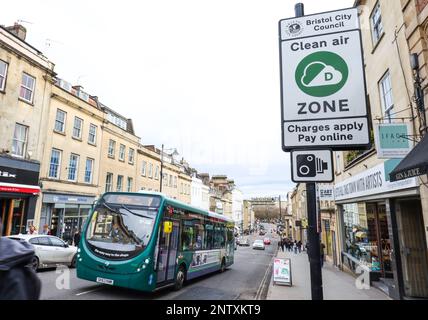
[374,123,413,159]
[279,7,370,151]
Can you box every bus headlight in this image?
[145,258,150,264]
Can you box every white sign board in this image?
[280,8,359,40]
[291,150,333,183]
[273,258,292,286]
[317,184,335,201]
[334,161,418,201]
[279,8,370,151]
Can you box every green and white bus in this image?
[77,192,235,292]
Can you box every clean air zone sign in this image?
[279,8,370,151]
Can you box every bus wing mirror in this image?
[163,221,173,234]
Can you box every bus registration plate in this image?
[96,277,114,285]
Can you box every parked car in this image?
[263,237,271,245]
[7,234,78,271]
[252,239,265,250]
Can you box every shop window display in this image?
[344,203,380,271]
[343,202,392,276]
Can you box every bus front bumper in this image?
[77,261,156,292]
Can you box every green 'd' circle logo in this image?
[295,51,349,97]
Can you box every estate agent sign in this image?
[374,123,413,159]
[279,8,370,151]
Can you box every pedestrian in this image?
[320,241,326,268]
[73,229,81,247]
[41,224,51,235]
[293,240,298,254]
[297,240,302,253]
[280,238,285,252]
[27,225,37,235]
[0,218,41,300]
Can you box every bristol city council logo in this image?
[285,21,303,37]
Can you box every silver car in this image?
[8,234,78,271]
[252,239,265,250]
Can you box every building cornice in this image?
[0,29,55,75]
[101,125,141,146]
[51,91,104,122]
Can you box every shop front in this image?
[40,193,96,244]
[334,160,428,299]
[321,211,336,265]
[341,202,393,281]
[318,184,337,265]
[0,156,40,236]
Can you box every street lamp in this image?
[159,144,179,193]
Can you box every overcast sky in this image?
[2,0,353,199]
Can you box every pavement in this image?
[267,249,391,300]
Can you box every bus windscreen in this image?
[85,198,160,260]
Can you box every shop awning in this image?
[390,133,428,182]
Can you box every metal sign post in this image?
[295,4,323,300]
[296,2,324,301]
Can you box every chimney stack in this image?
[6,22,27,41]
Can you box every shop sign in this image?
[273,258,292,286]
[334,160,418,201]
[0,165,39,186]
[374,123,413,159]
[279,8,370,151]
[317,184,335,201]
[43,193,95,204]
[301,218,308,228]
[0,183,40,194]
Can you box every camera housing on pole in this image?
[291,149,334,183]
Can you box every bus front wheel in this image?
[174,266,186,291]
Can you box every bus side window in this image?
[205,222,214,250]
[181,220,193,251]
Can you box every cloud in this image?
[302,62,342,87]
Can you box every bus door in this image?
[156,219,180,283]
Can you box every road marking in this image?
[75,286,104,296]
[254,256,274,300]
